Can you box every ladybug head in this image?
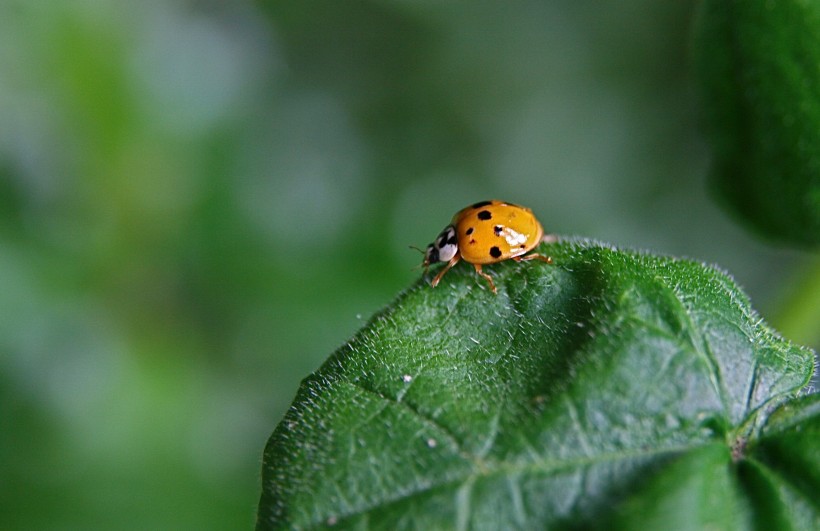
[423,225,458,268]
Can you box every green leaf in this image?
[257,240,816,529]
[694,0,820,246]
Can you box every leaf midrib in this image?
[304,440,723,529]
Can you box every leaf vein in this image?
[339,379,472,459]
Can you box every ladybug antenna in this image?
[408,245,429,273]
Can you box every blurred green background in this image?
[1,1,817,529]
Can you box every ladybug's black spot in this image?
[477,210,492,221]
[520,244,526,248]
[493,225,503,236]
[469,239,476,244]
[489,246,502,258]
[471,200,493,209]
[465,227,474,235]
[447,235,458,246]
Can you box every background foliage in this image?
[695,0,820,246]
[1,1,817,529]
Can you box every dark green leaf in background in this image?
[257,240,817,529]
[694,0,820,246]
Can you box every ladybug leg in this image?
[472,264,497,294]
[431,254,460,288]
[514,253,553,264]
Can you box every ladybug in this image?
[418,200,553,294]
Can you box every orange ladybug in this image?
[419,200,553,294]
